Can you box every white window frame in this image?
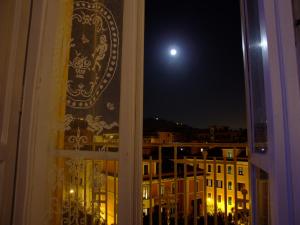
[241,0,300,224]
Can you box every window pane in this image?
[238,167,244,175]
[50,159,118,225]
[143,185,150,199]
[255,167,270,225]
[246,0,268,153]
[50,1,124,225]
[62,0,123,153]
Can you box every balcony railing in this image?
[52,141,249,225]
[142,143,250,225]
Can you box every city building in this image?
[142,142,250,225]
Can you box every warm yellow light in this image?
[70,189,75,194]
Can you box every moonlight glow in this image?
[259,38,268,50]
[170,48,177,56]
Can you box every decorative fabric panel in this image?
[49,1,123,225]
[63,0,123,152]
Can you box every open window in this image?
[10,0,144,225]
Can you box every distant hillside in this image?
[143,117,247,143]
[143,117,200,133]
[143,117,205,142]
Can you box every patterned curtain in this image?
[50,1,123,224]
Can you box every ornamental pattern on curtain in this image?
[62,0,123,152]
[49,1,123,224]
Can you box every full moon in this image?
[170,48,177,56]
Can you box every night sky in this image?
[144,1,247,129]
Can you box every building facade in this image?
[142,142,250,225]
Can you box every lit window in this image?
[238,167,244,175]
[207,179,213,187]
[143,185,150,199]
[228,197,232,205]
[160,185,165,196]
[215,180,223,188]
[143,208,148,216]
[208,193,212,199]
[228,181,232,190]
[227,151,233,159]
[227,166,232,174]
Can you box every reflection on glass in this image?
[50,159,118,225]
[61,0,123,153]
[50,0,123,224]
[245,0,268,153]
[255,168,270,225]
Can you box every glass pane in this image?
[50,159,118,225]
[255,167,270,225]
[246,0,268,153]
[61,0,123,153]
[50,0,123,224]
